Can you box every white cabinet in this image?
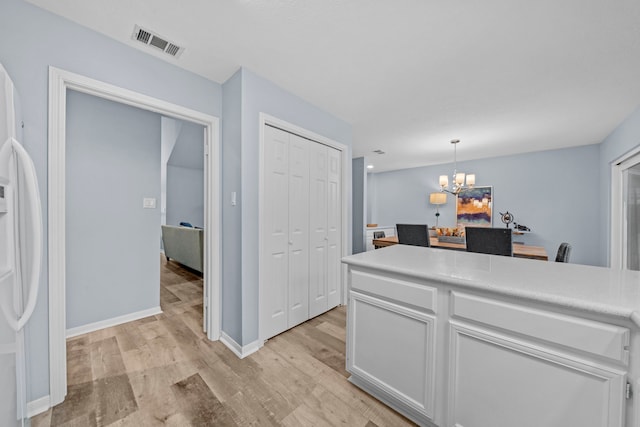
[365,226,395,251]
[448,322,626,427]
[448,292,628,427]
[347,269,437,422]
[261,125,342,340]
[345,264,633,427]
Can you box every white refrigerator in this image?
[0,63,42,426]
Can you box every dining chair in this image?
[555,242,571,263]
[396,224,431,247]
[465,227,513,257]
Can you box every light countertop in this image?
[342,244,640,327]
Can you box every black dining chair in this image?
[465,227,513,257]
[555,242,571,263]
[396,224,431,247]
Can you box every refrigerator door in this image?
[0,64,40,427]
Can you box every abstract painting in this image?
[456,186,493,227]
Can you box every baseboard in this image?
[66,306,162,338]
[220,331,263,359]
[27,395,50,418]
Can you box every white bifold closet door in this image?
[262,125,341,340]
[309,142,341,317]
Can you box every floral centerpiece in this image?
[435,226,466,244]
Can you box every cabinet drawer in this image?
[451,292,630,365]
[351,269,437,313]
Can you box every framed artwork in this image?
[456,186,493,227]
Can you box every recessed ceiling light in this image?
[367,165,374,169]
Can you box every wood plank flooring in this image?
[32,257,414,426]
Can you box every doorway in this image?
[47,67,220,406]
[611,146,640,270]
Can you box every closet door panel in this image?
[327,147,341,308]
[262,126,289,338]
[309,143,329,318]
[288,135,310,327]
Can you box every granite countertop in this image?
[342,244,640,327]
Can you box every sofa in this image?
[161,225,203,273]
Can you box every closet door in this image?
[326,147,341,309]
[309,143,329,318]
[262,126,290,338]
[287,135,310,327]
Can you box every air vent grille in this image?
[373,149,386,154]
[136,29,151,44]
[132,25,184,58]
[166,43,181,56]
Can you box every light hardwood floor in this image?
[32,257,414,426]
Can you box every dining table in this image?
[372,235,549,261]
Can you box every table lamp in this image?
[429,192,447,228]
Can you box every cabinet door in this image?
[348,291,436,421]
[326,147,341,309]
[448,321,626,427]
[261,126,290,338]
[287,135,309,328]
[309,142,328,318]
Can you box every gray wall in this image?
[66,90,161,328]
[160,117,181,225]
[352,157,366,254]
[370,145,601,266]
[166,165,204,227]
[0,0,221,400]
[166,120,205,228]
[221,68,353,346]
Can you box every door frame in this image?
[257,113,351,342]
[47,67,221,405]
[610,144,640,269]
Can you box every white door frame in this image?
[610,144,640,269]
[258,113,351,342]
[47,67,221,405]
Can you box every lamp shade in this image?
[429,192,447,205]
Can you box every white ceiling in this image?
[25,0,640,172]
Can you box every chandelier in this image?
[439,139,475,195]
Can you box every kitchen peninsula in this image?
[342,244,640,427]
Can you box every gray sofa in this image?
[161,225,203,273]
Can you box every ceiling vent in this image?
[132,25,184,58]
[373,149,386,155]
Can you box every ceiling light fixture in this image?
[367,164,374,169]
[439,139,475,195]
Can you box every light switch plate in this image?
[143,198,156,209]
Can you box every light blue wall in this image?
[237,68,353,345]
[0,0,221,400]
[221,70,243,343]
[166,166,204,228]
[599,106,640,266]
[66,91,161,328]
[371,145,601,266]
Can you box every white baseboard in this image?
[27,395,50,417]
[66,306,162,338]
[220,331,263,359]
